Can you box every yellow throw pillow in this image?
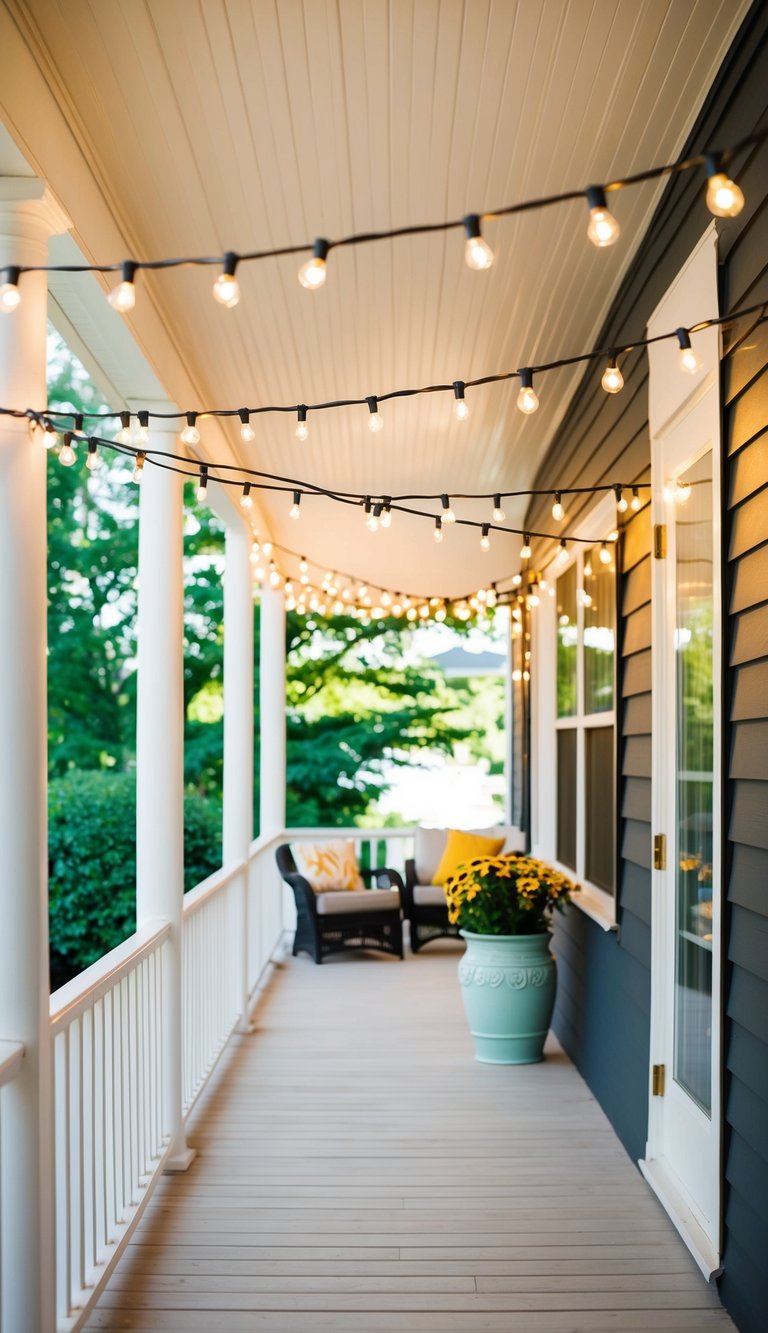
[292,840,364,892]
[433,829,505,886]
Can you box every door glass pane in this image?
[557,729,577,870]
[556,564,577,717]
[585,726,615,893]
[584,546,615,714]
[674,451,713,1114]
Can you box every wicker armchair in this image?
[276,845,404,963]
[403,826,526,952]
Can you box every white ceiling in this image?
[0,0,749,598]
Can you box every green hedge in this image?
[48,770,222,990]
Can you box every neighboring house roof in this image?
[431,648,506,677]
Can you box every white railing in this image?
[0,1039,24,1333]
[181,863,243,1113]
[49,921,170,1330]
[287,825,415,878]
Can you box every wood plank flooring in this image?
[86,942,734,1331]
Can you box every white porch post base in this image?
[135,442,195,1173]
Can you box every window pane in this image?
[584,546,615,714]
[557,729,577,870]
[585,726,615,893]
[556,564,577,718]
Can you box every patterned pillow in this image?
[292,840,365,892]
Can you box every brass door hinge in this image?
[654,523,667,559]
[652,1064,666,1097]
[654,833,667,870]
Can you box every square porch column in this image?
[259,585,287,835]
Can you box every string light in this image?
[520,533,532,560]
[704,154,745,218]
[107,261,138,313]
[676,328,701,374]
[181,412,201,445]
[601,356,624,393]
[212,252,240,307]
[42,422,58,450]
[296,406,309,441]
[599,541,612,565]
[480,524,491,552]
[453,381,469,421]
[631,486,642,511]
[116,411,132,444]
[269,562,281,588]
[463,214,494,270]
[298,238,329,290]
[441,495,456,523]
[511,573,522,587]
[240,482,253,510]
[289,490,302,520]
[132,451,146,484]
[551,492,565,522]
[239,408,255,443]
[492,494,506,523]
[517,368,539,415]
[614,485,628,514]
[434,517,443,543]
[196,466,208,504]
[365,498,379,532]
[585,186,620,247]
[299,557,308,575]
[367,396,384,433]
[556,537,569,567]
[86,439,100,472]
[0,265,21,312]
[380,502,392,529]
[58,433,76,467]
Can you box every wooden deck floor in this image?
[87,942,734,1332]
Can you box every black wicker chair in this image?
[276,845,405,963]
[402,858,456,953]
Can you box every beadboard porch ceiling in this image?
[0,0,749,597]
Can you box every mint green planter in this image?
[458,931,556,1064]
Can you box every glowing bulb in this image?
[181,413,200,445]
[463,214,494,270]
[705,157,744,218]
[492,495,506,523]
[42,423,58,450]
[520,535,532,560]
[240,484,253,510]
[132,452,146,484]
[615,486,628,514]
[675,479,692,504]
[556,538,568,566]
[197,468,208,504]
[406,607,418,621]
[298,238,329,289]
[0,266,21,312]
[107,262,138,313]
[453,381,468,421]
[367,397,383,432]
[239,409,255,443]
[585,187,620,247]
[289,490,302,520]
[434,519,443,544]
[262,541,273,557]
[511,573,522,587]
[269,565,281,589]
[631,486,642,512]
[441,497,456,524]
[380,507,392,529]
[599,542,612,565]
[602,359,624,393]
[551,493,565,522]
[296,407,309,441]
[676,328,701,374]
[480,525,490,552]
[134,412,149,444]
[517,368,539,415]
[86,441,100,472]
[58,434,76,467]
[381,591,392,607]
[299,558,308,575]
[435,605,446,622]
[212,253,240,307]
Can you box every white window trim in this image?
[531,491,618,931]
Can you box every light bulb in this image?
[441,497,456,523]
[615,486,628,514]
[517,368,539,415]
[463,214,494,270]
[453,381,468,421]
[676,328,701,374]
[86,442,100,472]
[289,491,302,520]
[487,588,497,608]
[556,538,568,566]
[406,607,418,621]
[262,541,273,557]
[298,238,329,289]
[511,573,522,587]
[212,253,240,307]
[181,413,200,445]
[380,507,392,529]
[705,157,744,218]
[132,452,146,484]
[599,542,612,565]
[366,397,383,432]
[480,525,490,552]
[197,469,208,503]
[269,566,281,588]
[434,519,443,544]
[551,493,565,522]
[296,407,309,441]
[366,513,379,533]
[239,409,255,443]
[631,486,642,512]
[520,535,532,560]
[435,605,447,622]
[134,412,149,444]
[299,558,308,574]
[602,359,624,393]
[585,187,620,247]
[675,479,692,504]
[42,424,58,450]
[0,266,21,312]
[107,262,138,313]
[240,484,253,510]
[58,434,76,467]
[492,495,506,523]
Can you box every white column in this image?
[259,586,287,834]
[135,444,194,1172]
[0,181,68,1333]
[223,526,255,1030]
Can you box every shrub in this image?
[48,770,222,989]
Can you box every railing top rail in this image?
[50,918,171,1032]
[0,1040,24,1089]
[284,826,415,840]
[183,859,247,915]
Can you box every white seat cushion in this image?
[413,883,448,906]
[315,888,401,916]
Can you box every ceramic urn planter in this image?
[458,930,557,1064]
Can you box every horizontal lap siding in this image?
[533,7,768,1326]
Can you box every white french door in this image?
[642,228,722,1277]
